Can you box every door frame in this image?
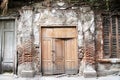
[0,17,17,74]
[40,26,78,74]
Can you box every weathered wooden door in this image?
[0,20,15,73]
[41,27,78,75]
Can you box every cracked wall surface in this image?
[17,4,95,76]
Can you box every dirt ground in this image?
[0,73,120,80]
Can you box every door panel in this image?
[3,31,14,62]
[4,20,14,29]
[42,38,53,74]
[65,39,78,74]
[53,39,65,74]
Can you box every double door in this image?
[41,27,78,75]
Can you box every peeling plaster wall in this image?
[17,7,34,76]
[17,5,95,75]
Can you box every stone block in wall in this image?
[21,70,35,77]
[83,69,97,78]
[18,62,34,77]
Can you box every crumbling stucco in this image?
[17,6,35,76]
[17,3,96,77]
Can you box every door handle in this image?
[52,51,55,63]
[1,57,3,61]
[52,50,55,52]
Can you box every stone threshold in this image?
[97,58,120,63]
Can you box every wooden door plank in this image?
[41,28,53,38]
[109,17,112,57]
[53,28,77,38]
[53,39,65,74]
[65,38,78,74]
[41,28,77,38]
[41,38,53,74]
[116,17,120,58]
